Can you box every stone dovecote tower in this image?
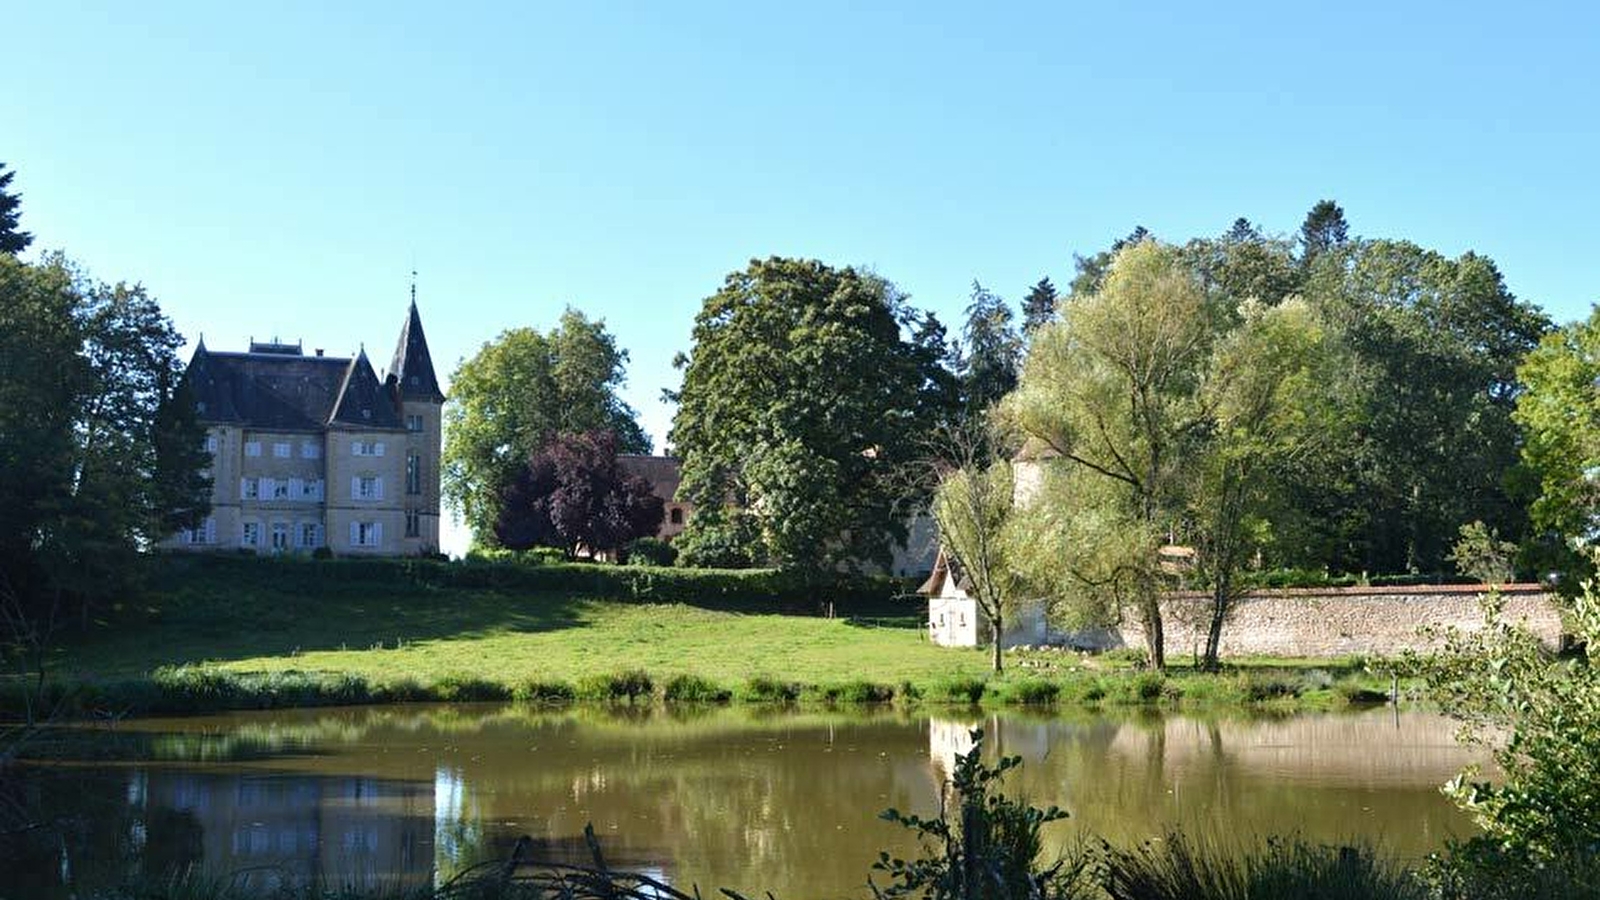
[385,300,446,553]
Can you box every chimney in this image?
[315,348,324,357]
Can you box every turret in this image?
[386,300,445,552]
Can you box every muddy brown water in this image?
[0,704,1484,898]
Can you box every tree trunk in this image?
[990,614,1003,673]
[1203,583,1227,672]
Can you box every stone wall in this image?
[1067,584,1566,658]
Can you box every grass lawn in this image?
[9,556,1397,716]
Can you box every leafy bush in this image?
[1131,672,1167,702]
[737,676,802,703]
[1098,647,1149,668]
[624,537,679,567]
[576,670,655,703]
[661,674,732,703]
[1239,673,1302,702]
[430,675,512,702]
[311,546,333,560]
[996,677,1060,705]
[815,680,895,703]
[928,675,987,704]
[512,679,577,703]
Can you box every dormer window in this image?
[361,408,371,419]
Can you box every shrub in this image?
[816,680,895,704]
[738,675,802,703]
[624,537,678,567]
[512,679,577,703]
[1239,673,1302,702]
[1100,835,1426,900]
[311,546,334,560]
[1099,647,1149,668]
[1335,680,1390,705]
[1131,671,1167,703]
[662,674,732,703]
[577,670,655,703]
[997,677,1060,705]
[430,675,512,702]
[375,677,430,702]
[928,675,987,704]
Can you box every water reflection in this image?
[0,705,1483,899]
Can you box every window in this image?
[300,442,320,459]
[405,509,420,538]
[241,521,260,547]
[351,441,386,457]
[272,442,291,458]
[406,414,424,433]
[205,435,219,453]
[241,477,260,500]
[298,522,322,548]
[244,441,262,458]
[351,521,381,547]
[182,517,216,545]
[353,476,382,500]
[406,454,421,495]
[272,479,290,500]
[270,522,289,552]
[669,507,684,525]
[300,479,322,501]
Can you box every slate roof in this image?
[330,350,404,429]
[185,348,363,431]
[387,301,445,403]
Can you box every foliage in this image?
[0,162,32,254]
[873,728,1082,900]
[1005,241,1220,669]
[1020,277,1059,335]
[670,506,767,569]
[492,430,664,557]
[661,673,732,703]
[669,257,951,573]
[623,536,678,567]
[958,280,1022,419]
[1513,307,1600,580]
[0,254,209,711]
[930,431,1023,672]
[1299,198,1351,265]
[1447,521,1519,585]
[575,670,655,703]
[1411,576,1600,891]
[443,308,649,543]
[1099,835,1426,900]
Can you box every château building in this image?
[163,301,444,556]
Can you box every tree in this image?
[0,163,33,255]
[1005,242,1217,669]
[928,424,1022,673]
[1296,240,1549,574]
[1298,199,1349,266]
[0,255,209,703]
[492,430,664,558]
[670,257,944,573]
[1020,277,1058,334]
[1180,219,1301,306]
[958,281,1022,419]
[1512,307,1600,578]
[444,308,649,544]
[1069,226,1151,297]
[1182,298,1331,668]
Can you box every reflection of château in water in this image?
[126,770,435,892]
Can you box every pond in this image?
[0,704,1483,898]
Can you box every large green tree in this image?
[958,280,1022,419]
[669,257,944,572]
[1292,240,1550,573]
[1020,276,1059,334]
[1512,308,1600,576]
[443,308,649,544]
[1298,199,1350,266]
[0,254,209,668]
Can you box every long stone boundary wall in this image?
[1059,584,1566,658]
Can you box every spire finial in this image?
[410,268,417,306]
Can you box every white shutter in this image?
[349,522,359,546]
[289,478,302,499]
[373,522,383,544]
[374,477,384,500]
[316,480,325,501]
[374,442,385,457]
[351,477,360,499]
[262,478,275,498]
[240,478,248,500]
[205,518,216,543]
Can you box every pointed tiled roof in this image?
[330,349,404,429]
[387,301,445,403]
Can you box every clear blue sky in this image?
[10,2,1598,549]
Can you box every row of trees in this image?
[0,164,211,697]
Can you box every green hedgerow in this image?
[928,675,988,704]
[576,670,655,703]
[737,676,802,703]
[512,679,577,703]
[662,674,732,703]
[815,680,895,704]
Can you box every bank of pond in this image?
[2,702,1561,899]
